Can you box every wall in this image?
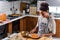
[37,1,46,11]
[0,1,20,15]
[0,1,12,15]
[11,1,20,14]
[38,0,45,1]
[46,0,60,6]
[20,0,30,3]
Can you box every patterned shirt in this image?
[36,14,56,35]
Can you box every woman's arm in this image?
[30,15,42,33]
[52,17,56,34]
[30,22,38,33]
[50,16,56,34]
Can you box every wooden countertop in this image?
[2,33,52,40]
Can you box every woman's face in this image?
[41,11,49,18]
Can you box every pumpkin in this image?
[0,14,2,20]
[1,13,6,21]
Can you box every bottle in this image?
[25,4,30,14]
[23,10,25,15]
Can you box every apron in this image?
[38,16,50,36]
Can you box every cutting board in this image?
[17,33,52,40]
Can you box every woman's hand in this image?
[30,29,35,34]
[30,26,38,34]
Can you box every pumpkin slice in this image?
[30,33,39,39]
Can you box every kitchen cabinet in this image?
[12,20,20,33]
[0,25,7,39]
[26,16,38,32]
[20,17,26,31]
[8,22,12,34]
[20,2,28,13]
[7,20,20,33]
[20,16,38,32]
[55,19,60,38]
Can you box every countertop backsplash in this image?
[52,13,60,18]
[0,1,20,16]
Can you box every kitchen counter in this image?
[0,15,60,26]
[2,33,52,40]
[0,15,39,26]
[51,17,60,19]
[2,33,60,40]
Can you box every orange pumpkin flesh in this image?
[30,33,39,38]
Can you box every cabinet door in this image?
[55,20,60,37]
[0,25,7,38]
[26,17,38,32]
[20,2,28,13]
[20,17,26,31]
[23,17,26,31]
[26,17,33,31]
[20,18,24,31]
[20,17,38,32]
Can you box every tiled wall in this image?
[37,1,46,11]
[46,0,60,6]
[11,1,20,14]
[0,1,20,15]
[37,1,60,13]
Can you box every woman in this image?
[30,2,56,37]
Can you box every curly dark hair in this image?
[40,2,49,12]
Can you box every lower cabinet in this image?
[0,16,37,39]
[20,17,26,31]
[0,25,7,39]
[55,19,60,38]
[26,16,38,32]
[12,20,20,33]
[20,16,38,32]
